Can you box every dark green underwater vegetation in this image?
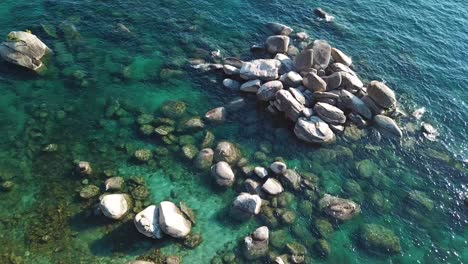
[0,0,467,264]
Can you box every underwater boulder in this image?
[205,107,226,123]
[100,194,132,220]
[193,148,214,170]
[158,201,192,238]
[358,224,401,255]
[243,226,269,260]
[161,101,187,119]
[0,31,51,72]
[134,205,163,239]
[79,185,100,199]
[318,194,360,221]
[105,177,124,191]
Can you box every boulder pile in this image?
[204,22,406,144]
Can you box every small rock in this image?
[223,78,241,90]
[279,71,303,87]
[214,141,241,165]
[340,90,372,119]
[223,65,240,75]
[314,102,346,124]
[303,72,327,92]
[373,115,403,137]
[243,226,269,260]
[100,194,131,220]
[232,193,262,219]
[266,22,293,35]
[254,167,268,178]
[367,81,396,109]
[79,185,100,199]
[105,177,124,191]
[194,148,214,169]
[294,116,335,144]
[318,194,360,221]
[205,107,226,122]
[270,161,287,174]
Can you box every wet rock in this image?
[211,161,235,187]
[105,177,124,191]
[266,22,293,35]
[79,185,100,199]
[159,201,192,238]
[275,89,304,121]
[183,233,204,249]
[361,95,385,115]
[0,31,51,72]
[266,35,290,54]
[201,130,215,148]
[244,179,261,194]
[134,205,163,239]
[373,115,403,137]
[131,185,150,201]
[194,148,214,169]
[340,90,372,119]
[232,193,262,219]
[294,49,314,72]
[294,117,335,144]
[262,178,284,195]
[240,59,280,81]
[77,161,92,176]
[314,102,346,124]
[257,80,283,101]
[161,101,187,119]
[344,124,367,141]
[254,166,269,178]
[358,224,401,255]
[329,62,357,76]
[244,226,269,260]
[302,72,327,92]
[214,141,241,165]
[312,40,332,70]
[314,8,335,22]
[348,113,368,127]
[318,194,360,221]
[280,71,303,87]
[280,169,301,191]
[240,79,261,93]
[422,123,439,141]
[280,210,296,225]
[412,107,426,119]
[223,78,241,90]
[295,32,309,40]
[321,72,342,91]
[205,107,226,123]
[275,53,295,75]
[367,81,396,109]
[100,194,131,220]
[331,47,352,66]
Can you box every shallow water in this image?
[0,0,467,263]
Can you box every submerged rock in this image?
[244,226,269,260]
[358,224,401,255]
[0,31,51,72]
[79,185,100,199]
[270,161,287,174]
[240,59,281,81]
[318,194,360,221]
[159,201,192,238]
[105,177,124,191]
[294,117,335,144]
[134,205,163,239]
[205,107,226,122]
[280,169,301,191]
[421,122,439,141]
[194,148,214,169]
[161,101,187,119]
[211,161,235,187]
[77,161,92,176]
[100,194,131,220]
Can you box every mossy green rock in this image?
[298,200,314,217]
[359,224,401,255]
[181,145,198,160]
[161,101,187,119]
[406,190,434,211]
[270,229,289,250]
[355,159,379,179]
[314,219,334,238]
[79,184,100,199]
[314,239,331,257]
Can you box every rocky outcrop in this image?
[240,59,280,81]
[100,194,131,220]
[211,161,235,187]
[373,115,403,137]
[0,31,51,72]
[134,205,163,239]
[243,226,269,260]
[294,117,335,144]
[158,201,192,238]
[318,194,360,221]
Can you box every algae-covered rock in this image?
[358,224,401,255]
[298,200,314,217]
[105,177,124,191]
[134,149,153,162]
[318,194,360,221]
[193,148,214,170]
[355,159,378,179]
[406,190,434,212]
[314,219,334,238]
[181,145,198,160]
[214,141,241,165]
[183,233,204,249]
[161,101,187,119]
[270,229,289,250]
[243,226,269,260]
[286,242,307,263]
[131,185,150,200]
[314,239,331,257]
[79,184,100,199]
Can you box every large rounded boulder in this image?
[100,194,131,220]
[211,161,235,187]
[294,116,335,144]
[158,201,192,238]
[134,205,163,239]
[214,141,241,165]
[314,102,346,124]
[367,81,396,109]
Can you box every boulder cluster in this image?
[205,22,405,144]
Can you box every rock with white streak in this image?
[134,205,163,239]
[158,201,192,238]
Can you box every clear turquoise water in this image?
[0,0,466,263]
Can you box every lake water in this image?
[0,0,466,263]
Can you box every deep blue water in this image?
[0,0,466,263]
